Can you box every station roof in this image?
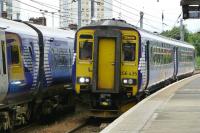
[181,0,200,5]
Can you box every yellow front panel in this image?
[98,38,115,89]
[121,30,139,95]
[6,33,25,81]
[76,30,95,93]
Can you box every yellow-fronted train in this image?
[72,19,195,117]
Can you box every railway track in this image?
[15,123,39,133]
[69,118,115,133]
[194,69,200,74]
[13,103,90,133]
[67,119,90,133]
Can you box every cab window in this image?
[122,43,136,61]
[11,45,19,64]
[79,41,92,60]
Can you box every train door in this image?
[98,38,115,89]
[174,47,178,77]
[6,33,25,82]
[93,30,121,93]
[0,30,8,102]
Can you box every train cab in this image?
[74,20,142,116]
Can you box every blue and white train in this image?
[0,18,75,131]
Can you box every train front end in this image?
[73,20,142,117]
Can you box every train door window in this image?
[1,41,6,74]
[11,45,19,64]
[122,43,136,61]
[29,42,33,58]
[79,41,93,60]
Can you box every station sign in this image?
[182,5,200,19]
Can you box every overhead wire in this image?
[8,0,165,31]
[29,0,60,11]
[173,12,182,28]
[99,0,168,31]
[13,0,78,19]
[94,0,163,31]
[113,0,175,23]
[3,0,79,25]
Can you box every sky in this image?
[18,0,200,33]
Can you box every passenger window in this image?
[79,41,93,60]
[122,43,136,61]
[11,45,19,64]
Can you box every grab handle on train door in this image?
[111,62,115,65]
[88,67,93,72]
[89,60,94,64]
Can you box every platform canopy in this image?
[181,0,200,5]
[181,0,200,19]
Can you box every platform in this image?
[101,74,200,133]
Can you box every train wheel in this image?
[0,111,14,133]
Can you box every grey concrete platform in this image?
[101,74,200,133]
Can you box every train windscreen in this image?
[79,41,93,60]
[122,43,136,61]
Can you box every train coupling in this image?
[99,94,112,107]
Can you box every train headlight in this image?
[79,77,85,83]
[85,78,90,83]
[128,79,133,84]
[123,79,128,84]
[77,77,91,84]
[11,81,22,85]
[122,78,136,85]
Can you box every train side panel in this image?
[43,37,74,87]
[177,47,195,77]
[0,30,8,103]
[148,41,174,87]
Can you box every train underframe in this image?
[0,85,75,132]
[83,72,194,118]
[90,94,137,118]
[77,91,138,118]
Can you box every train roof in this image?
[0,18,38,36]
[138,30,194,49]
[31,24,75,39]
[81,19,194,49]
[0,18,75,40]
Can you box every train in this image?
[0,18,75,132]
[73,19,195,117]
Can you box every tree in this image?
[161,26,200,57]
[188,33,200,56]
[161,26,189,41]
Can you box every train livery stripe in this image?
[44,39,52,86]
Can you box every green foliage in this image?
[195,56,200,69]
[161,27,200,57]
[188,33,200,56]
[161,26,189,41]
